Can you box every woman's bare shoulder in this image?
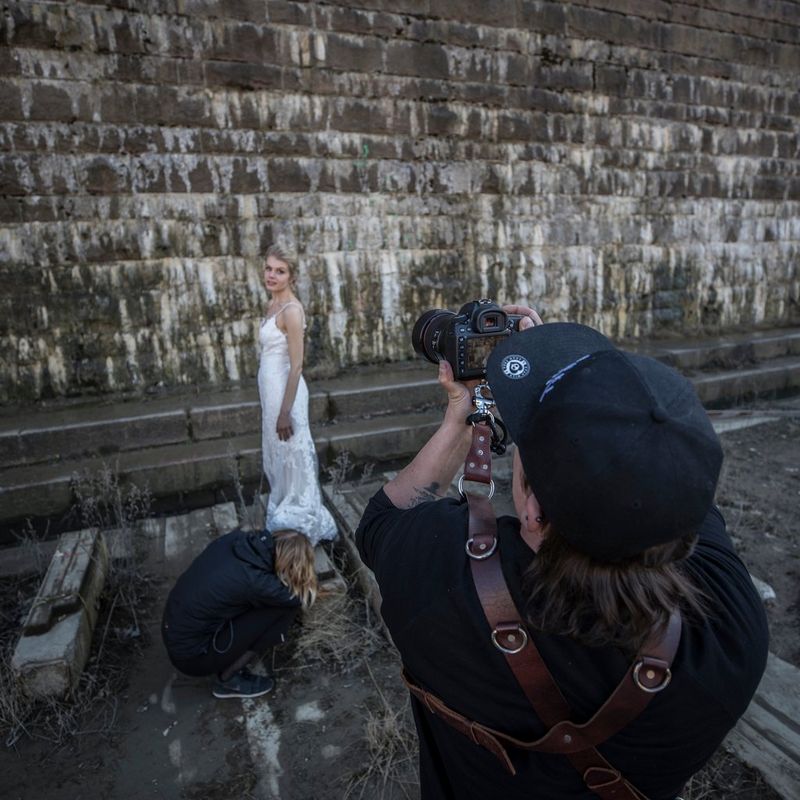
[281,302,305,323]
[277,301,306,334]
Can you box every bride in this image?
[257,245,337,546]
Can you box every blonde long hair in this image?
[273,531,318,608]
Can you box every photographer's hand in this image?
[503,304,543,330]
[384,360,473,510]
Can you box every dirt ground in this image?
[713,401,800,669]
[0,397,797,800]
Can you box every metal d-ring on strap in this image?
[465,535,497,560]
[632,661,672,693]
[458,474,495,499]
[491,625,529,654]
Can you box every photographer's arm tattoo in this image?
[408,481,441,507]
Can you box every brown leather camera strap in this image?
[467,489,680,796]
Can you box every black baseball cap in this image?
[486,323,723,561]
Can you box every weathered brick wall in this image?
[1,0,798,403]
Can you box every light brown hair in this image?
[523,526,707,655]
[273,530,317,608]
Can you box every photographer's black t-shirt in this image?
[356,490,768,800]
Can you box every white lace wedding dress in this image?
[258,305,337,546]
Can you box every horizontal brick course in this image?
[1,0,798,402]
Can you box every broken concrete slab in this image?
[314,547,336,581]
[11,528,108,697]
[726,652,800,799]
[315,547,348,597]
[12,602,95,699]
[211,501,239,534]
[162,507,224,574]
[750,574,777,604]
[323,481,386,633]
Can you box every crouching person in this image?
[162,528,316,699]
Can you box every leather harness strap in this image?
[468,491,682,753]
[403,421,682,800]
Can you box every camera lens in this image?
[411,309,454,364]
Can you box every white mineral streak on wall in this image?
[478,253,490,299]
[379,251,401,352]
[222,328,240,384]
[104,356,116,389]
[324,252,347,363]
[159,267,181,378]
[46,344,67,394]
[300,31,313,66]
[314,32,326,62]
[1,225,22,264]
[198,330,218,382]
[196,261,218,307]
[594,251,605,328]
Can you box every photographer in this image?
[162,528,316,699]
[356,307,768,799]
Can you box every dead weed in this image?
[344,663,419,800]
[288,590,385,674]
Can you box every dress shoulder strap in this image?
[274,301,304,318]
[273,301,306,330]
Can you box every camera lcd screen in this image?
[466,335,505,370]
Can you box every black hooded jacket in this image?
[162,528,301,661]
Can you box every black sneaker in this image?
[212,668,274,699]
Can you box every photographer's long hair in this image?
[273,530,318,608]
[524,527,707,655]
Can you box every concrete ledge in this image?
[189,400,261,442]
[11,529,108,698]
[643,330,800,372]
[2,329,799,531]
[1,329,797,479]
[694,356,800,406]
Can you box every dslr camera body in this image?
[412,299,523,381]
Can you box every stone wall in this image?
[1,0,798,403]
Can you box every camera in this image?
[412,300,523,380]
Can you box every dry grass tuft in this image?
[682,748,781,799]
[345,663,419,800]
[287,591,385,673]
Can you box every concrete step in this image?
[2,327,799,534]
[2,328,798,474]
[0,362,442,472]
[637,327,800,372]
[0,409,444,534]
[693,354,800,406]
